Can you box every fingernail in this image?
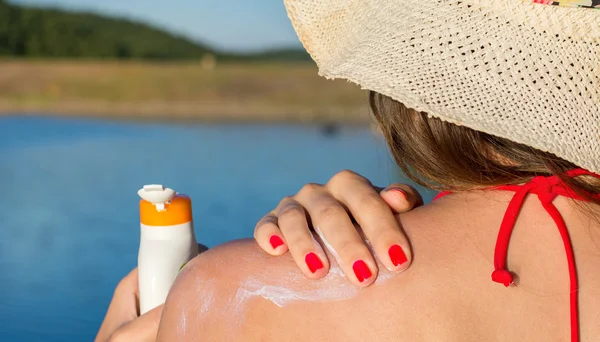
[387,188,407,200]
[389,244,408,267]
[269,235,284,249]
[352,260,372,282]
[305,252,324,273]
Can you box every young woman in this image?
[98,0,600,341]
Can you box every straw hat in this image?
[284,0,600,173]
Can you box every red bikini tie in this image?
[434,169,600,342]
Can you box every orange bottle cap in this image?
[140,195,193,226]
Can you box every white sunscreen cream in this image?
[138,184,199,314]
[236,227,395,308]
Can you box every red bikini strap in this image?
[434,169,600,342]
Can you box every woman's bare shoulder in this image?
[156,239,277,341]
[155,203,474,341]
[156,194,598,341]
[157,237,408,340]
[158,238,363,341]
[155,215,467,341]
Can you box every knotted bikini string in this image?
[434,169,600,342]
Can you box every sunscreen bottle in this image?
[137,184,199,314]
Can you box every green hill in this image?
[0,0,309,61]
[239,48,311,62]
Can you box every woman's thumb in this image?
[379,184,423,214]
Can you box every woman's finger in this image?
[107,305,164,342]
[254,213,288,255]
[95,269,140,342]
[275,195,330,279]
[327,170,412,273]
[295,182,377,287]
[379,183,423,213]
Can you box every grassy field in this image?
[0,60,371,124]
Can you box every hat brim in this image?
[285,0,600,173]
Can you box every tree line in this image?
[0,0,310,61]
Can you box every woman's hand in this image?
[95,268,162,342]
[96,245,207,341]
[254,170,422,287]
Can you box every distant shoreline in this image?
[0,105,372,125]
[0,60,370,124]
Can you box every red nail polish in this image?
[389,244,408,267]
[389,188,407,200]
[352,260,372,282]
[305,253,324,273]
[269,235,284,249]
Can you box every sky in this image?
[9,0,302,52]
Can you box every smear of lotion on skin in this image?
[238,226,395,308]
[239,265,394,308]
[176,302,186,340]
[315,226,344,268]
[181,312,186,335]
[177,277,217,339]
[177,233,399,338]
[316,225,394,281]
[198,279,215,316]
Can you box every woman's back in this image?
[157,190,600,341]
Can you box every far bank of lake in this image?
[0,60,371,124]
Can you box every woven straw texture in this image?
[285,0,600,173]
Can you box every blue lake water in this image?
[0,116,433,341]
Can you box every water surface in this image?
[0,116,432,341]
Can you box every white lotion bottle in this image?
[137,184,199,314]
